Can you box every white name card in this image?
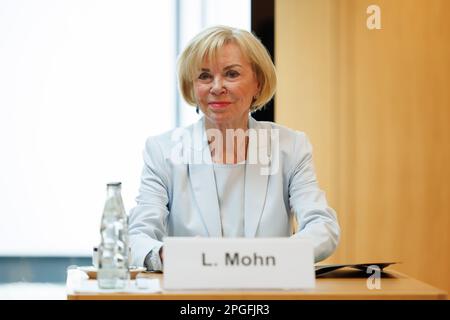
[163,237,315,290]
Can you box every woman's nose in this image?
[210,77,226,95]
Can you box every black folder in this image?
[315,262,398,276]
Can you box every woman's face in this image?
[193,42,259,129]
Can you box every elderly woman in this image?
[128,25,340,271]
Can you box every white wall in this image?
[0,0,175,256]
[0,0,250,256]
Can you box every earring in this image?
[196,106,199,114]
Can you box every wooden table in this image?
[67,268,447,300]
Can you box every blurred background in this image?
[0,0,448,298]
[276,0,449,293]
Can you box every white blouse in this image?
[212,162,246,237]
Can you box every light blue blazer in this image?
[128,116,340,267]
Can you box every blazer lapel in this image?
[244,117,270,237]
[187,118,222,237]
[185,116,271,238]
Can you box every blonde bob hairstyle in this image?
[177,25,277,112]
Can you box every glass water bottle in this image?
[97,182,130,289]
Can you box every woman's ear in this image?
[254,78,261,100]
[253,87,261,101]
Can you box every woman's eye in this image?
[198,72,212,80]
[226,70,240,78]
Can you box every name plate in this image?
[163,237,315,290]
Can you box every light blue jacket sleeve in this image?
[128,137,169,268]
[288,132,340,262]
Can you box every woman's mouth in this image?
[208,101,231,109]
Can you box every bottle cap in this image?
[107,182,122,187]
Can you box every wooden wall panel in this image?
[276,0,450,291]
